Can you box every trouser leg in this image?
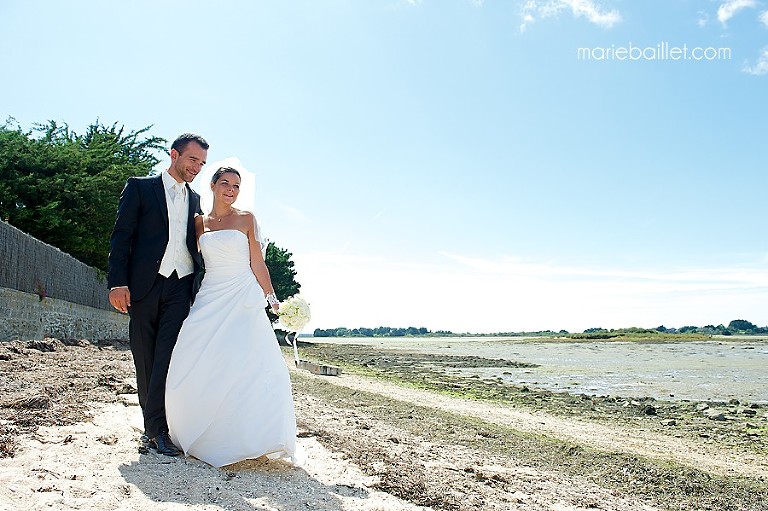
[128,277,162,414]
[143,272,193,438]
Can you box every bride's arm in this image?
[245,212,278,310]
[194,215,205,250]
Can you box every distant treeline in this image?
[574,320,768,339]
[313,327,438,338]
[312,327,596,338]
[312,320,767,339]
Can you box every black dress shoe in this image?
[149,432,181,456]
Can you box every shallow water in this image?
[313,336,768,403]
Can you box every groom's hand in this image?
[109,287,131,313]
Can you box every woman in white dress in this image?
[165,166,298,468]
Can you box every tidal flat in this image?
[298,339,768,459]
[2,337,766,510]
[294,339,768,510]
[307,336,768,403]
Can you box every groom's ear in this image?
[170,148,180,163]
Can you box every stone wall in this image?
[0,287,128,342]
[0,220,111,310]
[0,219,126,341]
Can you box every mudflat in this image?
[1,338,766,510]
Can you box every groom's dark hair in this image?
[171,133,209,154]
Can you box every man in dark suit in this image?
[108,133,208,456]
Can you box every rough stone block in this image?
[297,359,342,376]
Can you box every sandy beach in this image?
[1,338,766,511]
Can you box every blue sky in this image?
[2,1,767,333]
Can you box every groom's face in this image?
[170,142,208,183]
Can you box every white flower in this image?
[277,295,311,332]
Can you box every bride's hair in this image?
[211,166,241,185]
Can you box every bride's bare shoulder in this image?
[232,208,256,221]
[231,209,257,231]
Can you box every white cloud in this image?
[439,251,768,288]
[521,0,621,32]
[520,13,535,33]
[273,202,309,223]
[560,0,622,27]
[295,250,768,334]
[743,47,768,75]
[337,240,351,254]
[697,11,710,27]
[760,10,768,27]
[717,0,757,25]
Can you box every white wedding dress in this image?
[165,229,298,467]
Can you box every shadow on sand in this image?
[119,450,373,511]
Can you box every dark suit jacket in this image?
[107,174,203,302]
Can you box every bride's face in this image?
[211,172,241,206]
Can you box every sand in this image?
[1,339,766,510]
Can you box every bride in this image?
[165,162,298,467]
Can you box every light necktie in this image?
[173,184,184,212]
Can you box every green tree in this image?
[0,118,165,270]
[1,118,305,314]
[728,319,757,332]
[265,242,301,325]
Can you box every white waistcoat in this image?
[158,175,194,278]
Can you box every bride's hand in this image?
[265,291,279,312]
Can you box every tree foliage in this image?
[1,118,305,309]
[0,118,165,271]
[265,242,301,324]
[313,326,431,337]
[571,320,768,339]
[727,319,758,332]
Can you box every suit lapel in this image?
[184,184,201,262]
[184,183,197,220]
[153,174,169,227]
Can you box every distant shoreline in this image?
[302,333,768,343]
[310,322,768,340]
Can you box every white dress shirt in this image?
[158,171,194,278]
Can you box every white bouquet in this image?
[277,295,311,332]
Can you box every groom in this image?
[108,133,208,456]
